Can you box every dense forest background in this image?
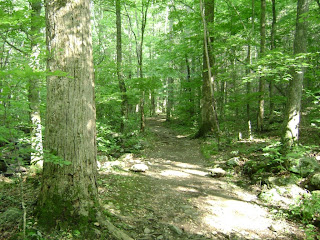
[0,0,320,239]
[1,0,319,146]
[1,0,319,148]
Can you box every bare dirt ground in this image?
[99,116,306,240]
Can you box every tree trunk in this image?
[126,0,150,132]
[37,0,98,229]
[257,0,266,132]
[282,0,310,150]
[116,0,128,133]
[185,55,194,118]
[29,0,43,169]
[196,0,220,138]
[166,77,174,122]
[269,0,276,124]
[246,0,255,123]
[150,90,156,116]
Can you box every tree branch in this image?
[0,33,27,56]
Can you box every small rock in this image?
[289,157,319,177]
[97,155,109,162]
[15,166,27,173]
[130,163,148,172]
[209,168,226,178]
[99,160,124,171]
[144,227,151,234]
[259,184,307,206]
[230,150,239,156]
[97,161,101,169]
[94,222,100,227]
[269,224,283,232]
[120,153,134,161]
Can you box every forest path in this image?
[100,116,305,240]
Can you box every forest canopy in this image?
[0,0,320,239]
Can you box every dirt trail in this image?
[101,116,305,240]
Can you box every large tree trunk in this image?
[116,0,128,133]
[282,0,310,150]
[257,0,266,132]
[37,0,98,229]
[29,0,43,169]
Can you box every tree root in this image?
[97,213,133,240]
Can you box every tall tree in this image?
[29,0,43,168]
[116,0,128,133]
[125,0,150,132]
[166,5,174,122]
[196,0,220,138]
[246,0,255,124]
[37,0,98,228]
[257,0,266,132]
[268,0,276,124]
[282,0,310,150]
[166,77,174,121]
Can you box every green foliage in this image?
[259,143,319,177]
[242,142,287,181]
[201,140,219,159]
[292,191,320,223]
[97,122,143,157]
[43,150,71,167]
[290,191,320,239]
[97,123,122,155]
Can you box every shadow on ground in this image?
[98,116,306,240]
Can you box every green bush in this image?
[290,191,320,239]
[291,191,320,224]
[97,122,143,157]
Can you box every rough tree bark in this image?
[37,0,98,229]
[282,0,310,150]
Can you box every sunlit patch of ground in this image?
[196,196,276,237]
[96,117,307,239]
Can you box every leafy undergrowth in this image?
[0,174,41,240]
[199,131,320,239]
[1,117,319,239]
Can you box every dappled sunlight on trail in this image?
[98,116,306,239]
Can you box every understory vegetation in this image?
[1,117,320,239]
[1,0,320,239]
